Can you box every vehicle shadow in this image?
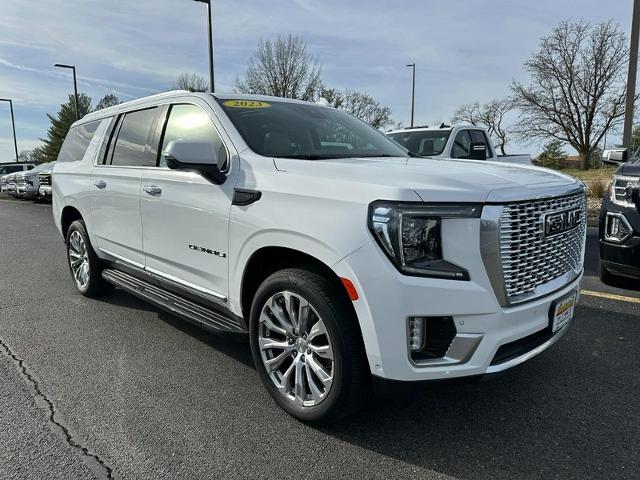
[96,289,254,368]
[319,304,640,479]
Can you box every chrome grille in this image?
[39,173,51,186]
[499,191,586,300]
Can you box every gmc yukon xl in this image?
[53,91,586,423]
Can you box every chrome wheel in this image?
[258,291,335,407]
[68,230,89,290]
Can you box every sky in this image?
[0,0,634,162]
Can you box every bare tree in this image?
[95,94,121,111]
[452,99,514,155]
[452,102,481,126]
[18,146,46,165]
[236,34,321,101]
[512,20,629,170]
[320,87,393,129]
[173,72,209,92]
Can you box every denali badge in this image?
[543,208,582,237]
[189,244,227,258]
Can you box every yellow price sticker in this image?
[223,100,271,109]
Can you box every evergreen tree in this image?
[538,140,567,169]
[40,94,92,162]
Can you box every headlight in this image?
[369,201,482,280]
[610,175,640,207]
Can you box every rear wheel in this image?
[249,268,369,424]
[66,220,113,297]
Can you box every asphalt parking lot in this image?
[1,197,639,480]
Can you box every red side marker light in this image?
[340,277,359,301]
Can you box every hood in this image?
[273,156,580,203]
[619,159,640,177]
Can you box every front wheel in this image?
[249,268,369,424]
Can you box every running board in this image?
[101,268,246,334]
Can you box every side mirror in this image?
[469,142,488,161]
[163,140,226,185]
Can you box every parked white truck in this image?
[53,91,586,423]
[387,125,533,165]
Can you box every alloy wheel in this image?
[258,291,335,407]
[68,230,90,290]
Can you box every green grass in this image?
[556,167,616,182]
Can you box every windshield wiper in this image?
[349,154,406,158]
[272,154,344,160]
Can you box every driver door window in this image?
[159,104,227,169]
[451,130,472,158]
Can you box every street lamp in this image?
[406,63,416,127]
[54,63,79,120]
[193,0,215,93]
[0,98,19,162]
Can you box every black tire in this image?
[65,220,113,297]
[249,268,369,424]
[599,259,627,288]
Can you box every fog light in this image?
[604,213,633,244]
[408,317,425,352]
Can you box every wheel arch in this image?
[60,205,84,239]
[239,246,356,323]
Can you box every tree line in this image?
[32,20,633,170]
[453,20,631,170]
[20,93,121,164]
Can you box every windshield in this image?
[217,98,407,159]
[0,165,24,175]
[387,130,451,156]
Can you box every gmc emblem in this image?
[543,208,582,237]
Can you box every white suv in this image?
[53,91,586,423]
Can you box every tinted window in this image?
[388,130,451,156]
[111,108,157,167]
[0,165,22,174]
[57,121,100,163]
[159,104,228,168]
[469,129,493,158]
[451,130,472,158]
[218,99,406,159]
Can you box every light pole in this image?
[194,0,215,93]
[623,0,640,150]
[406,63,416,127]
[0,98,19,162]
[54,63,79,120]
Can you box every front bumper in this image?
[333,240,580,382]
[39,186,52,197]
[17,185,38,197]
[599,200,640,279]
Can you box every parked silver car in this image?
[15,162,56,199]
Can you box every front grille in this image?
[499,191,586,300]
[39,173,51,186]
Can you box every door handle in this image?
[94,180,107,189]
[143,185,162,196]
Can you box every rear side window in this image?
[110,108,158,167]
[469,129,493,158]
[159,104,228,169]
[57,121,101,162]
